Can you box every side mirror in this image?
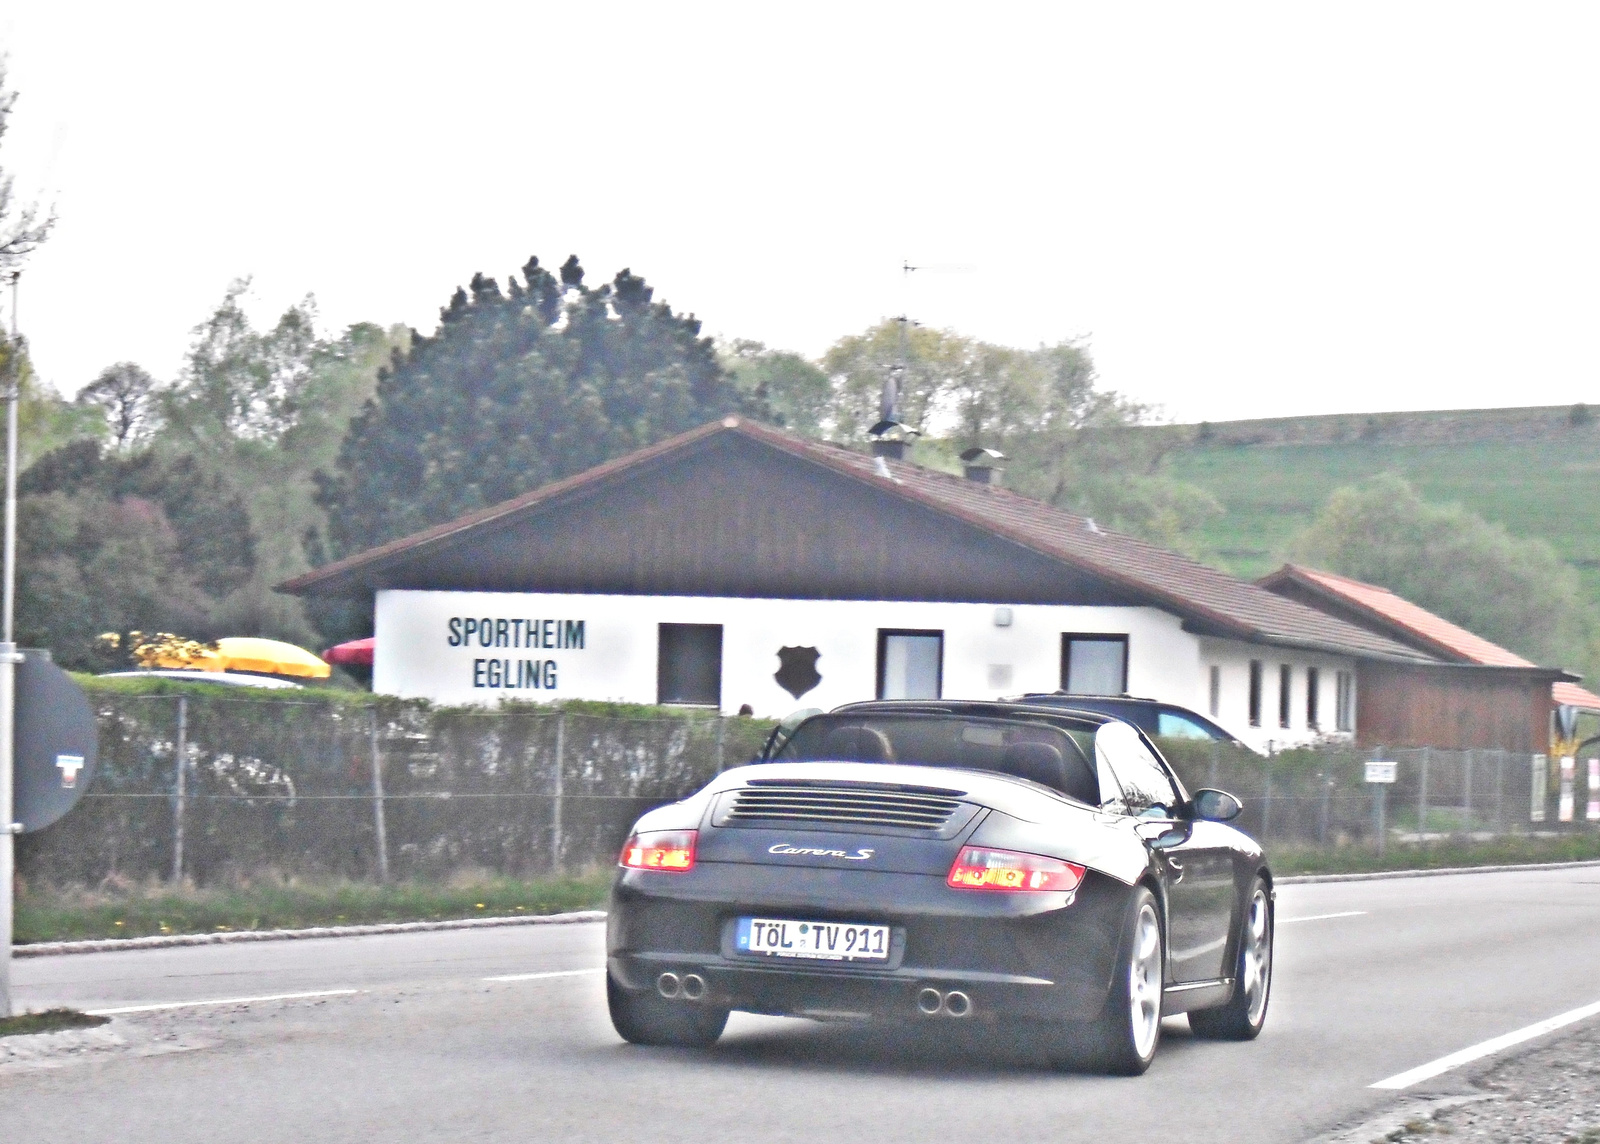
[1150,825,1190,850]
[1191,788,1243,822]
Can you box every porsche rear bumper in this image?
[607,865,1132,1022]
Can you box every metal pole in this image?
[1418,746,1430,838]
[1463,749,1474,834]
[1494,751,1505,834]
[715,715,726,774]
[1261,762,1273,840]
[550,712,565,874]
[171,696,187,884]
[1,273,24,1017]
[369,707,389,883]
[1318,773,1331,846]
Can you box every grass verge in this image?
[15,871,612,944]
[1270,831,1600,876]
[0,1009,110,1037]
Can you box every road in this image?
[3,866,1599,1143]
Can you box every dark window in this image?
[1094,721,1179,814]
[1061,634,1128,695]
[1306,667,1320,729]
[1248,660,1263,727]
[877,630,943,700]
[657,623,723,706]
[1336,670,1355,732]
[1208,665,1221,718]
[1278,664,1292,729]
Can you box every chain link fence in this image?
[16,691,1599,887]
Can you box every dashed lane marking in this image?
[88,988,362,1016]
[483,968,605,983]
[1280,911,1368,923]
[1371,998,1600,1089]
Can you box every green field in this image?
[1159,419,1600,605]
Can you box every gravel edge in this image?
[18,857,1600,957]
[13,909,607,957]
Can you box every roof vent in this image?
[959,446,1007,485]
[869,418,917,461]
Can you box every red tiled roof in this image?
[1552,681,1600,711]
[281,420,1434,663]
[1262,565,1534,667]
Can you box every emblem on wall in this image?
[775,646,822,699]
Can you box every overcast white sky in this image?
[1,2,1597,423]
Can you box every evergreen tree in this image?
[315,255,753,557]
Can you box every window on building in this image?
[1248,660,1263,727]
[878,630,943,700]
[1279,664,1292,729]
[657,623,723,706]
[1306,667,1320,729]
[1335,670,1355,732]
[1061,634,1128,695]
[1208,665,1221,718]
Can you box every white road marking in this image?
[1370,998,1600,1089]
[1280,911,1368,923]
[88,988,361,1016]
[483,968,605,983]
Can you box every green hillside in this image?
[1155,405,1600,605]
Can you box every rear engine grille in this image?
[725,783,962,831]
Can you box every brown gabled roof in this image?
[280,419,1433,663]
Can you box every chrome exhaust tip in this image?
[656,972,682,999]
[916,987,944,1016]
[681,973,707,1001]
[943,990,972,1018]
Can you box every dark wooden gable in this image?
[356,431,1144,606]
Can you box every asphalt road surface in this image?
[4,866,1600,1143]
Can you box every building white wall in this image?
[374,590,1202,716]
[1197,637,1357,751]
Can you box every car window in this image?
[1156,710,1216,740]
[1094,721,1179,815]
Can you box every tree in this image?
[315,255,754,558]
[1291,473,1599,675]
[78,361,160,448]
[0,59,53,272]
[719,340,832,436]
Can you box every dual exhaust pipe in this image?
[657,972,707,1001]
[917,987,972,1018]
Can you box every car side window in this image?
[1156,710,1215,740]
[1095,721,1179,815]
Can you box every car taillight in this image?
[947,846,1085,893]
[620,829,697,872]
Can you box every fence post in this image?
[171,695,187,885]
[1318,772,1331,845]
[1207,741,1219,791]
[550,712,565,875]
[1260,759,1273,840]
[1462,749,1474,834]
[1418,746,1431,838]
[1494,751,1505,834]
[368,707,390,883]
[1371,747,1387,858]
[715,715,726,773]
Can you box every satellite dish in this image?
[14,650,98,833]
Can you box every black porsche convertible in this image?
[606,700,1273,1074]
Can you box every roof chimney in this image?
[868,418,917,462]
[959,446,1007,485]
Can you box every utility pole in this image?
[1,270,22,1017]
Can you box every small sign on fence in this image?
[1364,761,1398,784]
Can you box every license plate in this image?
[735,917,891,962]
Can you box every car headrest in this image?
[823,725,895,763]
[999,741,1099,804]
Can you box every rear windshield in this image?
[773,713,1100,805]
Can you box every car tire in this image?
[1082,884,1165,1075]
[606,971,729,1048]
[1189,876,1273,1041]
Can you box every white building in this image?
[284,419,1431,751]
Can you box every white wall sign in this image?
[1364,761,1398,784]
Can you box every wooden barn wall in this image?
[366,435,1144,607]
[1356,662,1552,752]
